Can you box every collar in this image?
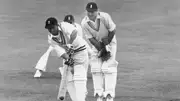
[49,32,60,39]
[58,23,62,31]
[85,12,101,22]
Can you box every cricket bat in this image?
[57,65,69,100]
[34,46,53,72]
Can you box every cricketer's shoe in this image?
[34,70,42,78]
[104,94,113,101]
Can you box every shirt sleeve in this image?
[75,23,83,37]
[104,13,116,32]
[81,20,93,39]
[48,34,66,57]
[48,34,52,45]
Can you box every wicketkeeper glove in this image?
[101,37,109,45]
[98,42,111,62]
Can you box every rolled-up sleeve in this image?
[104,13,116,32]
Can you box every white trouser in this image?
[35,45,61,72]
[92,72,117,97]
[35,44,89,101]
[90,43,118,100]
[59,66,87,101]
[59,50,89,101]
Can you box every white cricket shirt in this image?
[81,11,117,53]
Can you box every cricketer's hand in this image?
[64,58,74,67]
[98,47,111,62]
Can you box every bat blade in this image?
[57,65,68,100]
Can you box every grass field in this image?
[1,0,180,101]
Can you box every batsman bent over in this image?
[34,15,86,78]
[44,17,89,101]
[81,2,118,101]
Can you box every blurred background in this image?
[1,0,180,101]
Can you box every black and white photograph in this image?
[1,0,180,101]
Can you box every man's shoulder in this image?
[61,21,72,27]
[61,21,76,30]
[99,12,111,18]
[74,23,81,27]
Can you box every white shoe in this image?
[106,98,113,101]
[34,70,42,78]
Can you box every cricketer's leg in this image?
[59,65,78,101]
[67,81,77,101]
[90,55,104,101]
[101,59,118,101]
[59,50,88,101]
[34,46,54,77]
[73,63,87,101]
[85,58,89,96]
[74,80,87,101]
[92,72,104,101]
[104,72,117,101]
[103,43,118,101]
[67,67,79,101]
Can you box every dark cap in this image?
[63,14,75,24]
[45,17,58,29]
[86,2,98,12]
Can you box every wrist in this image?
[101,37,109,45]
[100,42,105,48]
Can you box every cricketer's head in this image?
[45,17,59,36]
[86,2,98,21]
